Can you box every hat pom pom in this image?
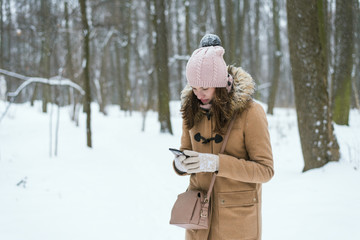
[200,34,222,47]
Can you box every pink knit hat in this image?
[186,46,233,92]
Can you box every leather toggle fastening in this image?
[194,133,223,144]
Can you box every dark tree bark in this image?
[64,1,76,108]
[5,0,11,72]
[176,0,184,95]
[317,0,328,80]
[287,0,340,171]
[225,0,235,63]
[79,0,92,148]
[153,0,173,134]
[332,0,354,125]
[236,0,249,66]
[64,1,75,81]
[146,0,156,112]
[39,0,52,113]
[254,0,261,100]
[214,0,224,45]
[184,0,191,55]
[196,0,208,42]
[267,0,281,115]
[354,0,360,110]
[98,37,111,115]
[122,0,132,113]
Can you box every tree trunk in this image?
[114,39,123,108]
[196,0,207,42]
[64,1,75,107]
[225,0,235,63]
[39,0,52,113]
[64,2,75,81]
[214,0,224,45]
[332,0,354,125]
[98,42,109,115]
[123,2,132,114]
[267,0,281,115]
[5,0,11,72]
[146,0,156,112]
[254,0,261,100]
[354,0,360,110]
[184,0,191,55]
[317,0,328,80]
[79,0,92,148]
[153,0,173,134]
[176,0,184,96]
[236,0,248,66]
[287,0,340,172]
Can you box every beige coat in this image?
[176,67,274,240]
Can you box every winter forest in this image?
[1,0,360,239]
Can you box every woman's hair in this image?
[181,85,235,134]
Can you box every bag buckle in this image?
[200,209,207,217]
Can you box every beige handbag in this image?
[169,114,237,229]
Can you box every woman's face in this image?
[192,87,216,104]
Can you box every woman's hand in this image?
[174,154,188,173]
[183,150,219,173]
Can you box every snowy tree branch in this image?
[0,69,85,97]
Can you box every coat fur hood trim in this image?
[181,66,255,113]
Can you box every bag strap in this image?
[220,113,237,154]
[205,113,237,201]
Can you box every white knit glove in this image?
[182,150,219,174]
[174,155,188,173]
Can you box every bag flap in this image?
[170,190,202,223]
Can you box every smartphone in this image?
[169,148,189,157]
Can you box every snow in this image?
[0,101,359,240]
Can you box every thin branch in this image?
[0,69,85,96]
[0,69,85,123]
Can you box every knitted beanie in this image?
[186,46,233,91]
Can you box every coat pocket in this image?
[218,190,259,240]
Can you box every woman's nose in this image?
[196,90,204,98]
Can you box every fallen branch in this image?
[0,69,85,97]
[0,69,85,123]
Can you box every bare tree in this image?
[214,0,224,45]
[153,0,173,134]
[79,0,92,148]
[236,0,249,66]
[332,0,354,125]
[225,0,235,63]
[39,0,53,113]
[267,0,282,114]
[184,0,191,55]
[354,0,360,110]
[287,0,340,171]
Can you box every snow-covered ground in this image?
[0,101,359,240]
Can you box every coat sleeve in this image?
[217,103,274,183]
[172,120,193,176]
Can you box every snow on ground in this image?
[0,101,359,240]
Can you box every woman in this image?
[173,34,274,240]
